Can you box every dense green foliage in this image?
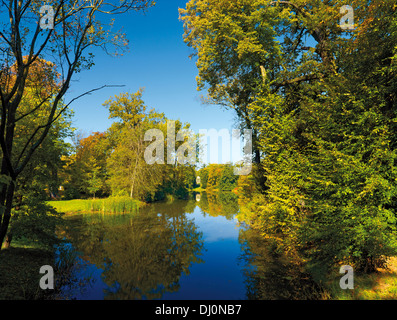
[7,97,73,249]
[181,0,397,272]
[198,163,238,191]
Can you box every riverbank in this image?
[47,196,144,214]
[319,257,397,300]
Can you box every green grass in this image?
[320,257,397,300]
[48,196,143,214]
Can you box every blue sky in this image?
[64,0,237,137]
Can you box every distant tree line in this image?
[197,163,238,191]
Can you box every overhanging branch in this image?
[15,84,125,174]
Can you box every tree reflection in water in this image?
[196,191,239,220]
[59,200,204,299]
[58,192,323,300]
[238,228,325,300]
[197,191,324,300]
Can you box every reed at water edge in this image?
[48,196,143,214]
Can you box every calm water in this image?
[56,192,320,300]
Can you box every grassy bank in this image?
[312,257,397,300]
[48,196,144,214]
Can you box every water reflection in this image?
[57,192,321,300]
[238,228,324,300]
[59,200,204,299]
[196,191,239,220]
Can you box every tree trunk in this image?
[2,233,12,249]
[0,180,16,249]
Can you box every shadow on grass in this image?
[0,246,54,300]
[323,257,397,300]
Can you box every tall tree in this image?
[104,90,167,200]
[181,0,397,272]
[104,90,198,201]
[5,93,73,248]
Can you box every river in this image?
[55,192,321,300]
